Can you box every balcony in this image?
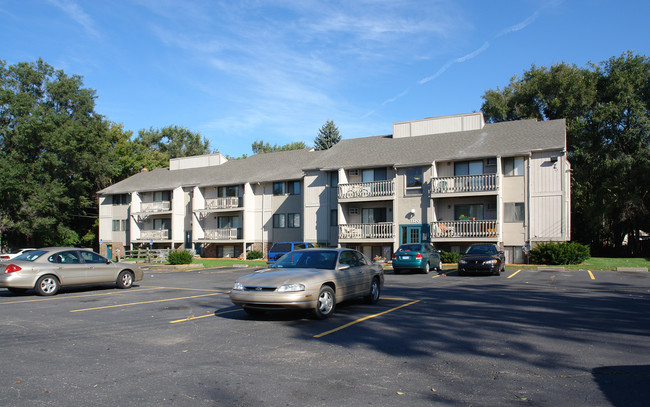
[139,229,169,240]
[431,174,497,196]
[430,220,497,239]
[339,222,394,240]
[338,180,394,200]
[203,228,241,240]
[205,197,241,210]
[140,201,171,213]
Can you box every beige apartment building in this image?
[97,112,571,263]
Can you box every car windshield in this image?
[269,243,292,252]
[397,244,423,252]
[13,250,47,261]
[466,245,497,255]
[272,250,338,270]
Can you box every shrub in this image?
[440,250,460,263]
[168,249,193,265]
[247,250,263,260]
[529,241,590,265]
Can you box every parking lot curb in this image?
[537,266,566,272]
[616,267,648,273]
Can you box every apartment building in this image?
[98,112,571,263]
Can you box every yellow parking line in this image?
[587,270,595,280]
[169,308,240,324]
[0,286,165,305]
[313,300,420,338]
[69,292,227,312]
[507,269,522,279]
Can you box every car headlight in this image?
[458,259,467,264]
[483,259,498,265]
[277,283,305,292]
[232,282,244,291]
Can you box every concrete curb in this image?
[537,266,566,272]
[616,267,648,272]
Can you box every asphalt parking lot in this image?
[1,266,649,406]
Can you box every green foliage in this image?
[529,242,590,265]
[246,250,263,260]
[481,51,650,254]
[168,249,194,265]
[251,140,307,155]
[314,120,341,150]
[440,251,460,263]
[135,125,212,168]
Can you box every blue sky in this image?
[2,0,649,157]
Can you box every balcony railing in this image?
[338,180,394,199]
[205,197,240,210]
[204,228,241,240]
[139,229,169,240]
[339,222,394,240]
[430,220,497,239]
[140,201,171,212]
[431,174,497,194]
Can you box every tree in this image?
[251,140,307,154]
[481,52,650,254]
[0,59,117,248]
[135,125,212,166]
[314,120,341,150]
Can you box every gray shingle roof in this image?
[99,118,566,194]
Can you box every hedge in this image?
[529,241,590,265]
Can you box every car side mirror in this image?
[498,251,504,255]
[338,264,350,271]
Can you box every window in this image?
[362,208,387,223]
[288,181,301,195]
[112,220,120,231]
[80,251,106,264]
[153,191,171,202]
[288,213,301,228]
[455,161,483,176]
[273,214,286,228]
[504,203,525,222]
[273,182,285,195]
[406,168,423,188]
[218,186,239,197]
[330,210,338,227]
[503,157,524,176]
[153,218,171,230]
[348,207,359,215]
[121,220,128,231]
[339,250,360,267]
[330,172,338,187]
[113,194,129,205]
[218,216,240,228]
[455,204,484,220]
[362,168,387,182]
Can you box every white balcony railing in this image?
[430,220,497,239]
[339,222,394,240]
[140,201,171,212]
[204,228,240,240]
[139,229,169,240]
[205,197,240,210]
[338,180,394,199]
[431,174,497,194]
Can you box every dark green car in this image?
[391,244,442,274]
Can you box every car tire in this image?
[393,268,401,274]
[7,287,27,295]
[422,262,430,274]
[116,270,134,289]
[458,270,464,277]
[313,286,335,319]
[364,277,381,305]
[35,275,60,296]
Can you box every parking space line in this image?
[587,270,595,280]
[169,309,240,324]
[69,292,228,312]
[507,269,522,279]
[144,285,229,293]
[313,299,420,338]
[0,286,166,305]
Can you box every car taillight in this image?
[392,254,396,260]
[4,264,21,273]
[416,253,423,259]
[0,255,10,259]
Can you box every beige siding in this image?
[529,152,567,241]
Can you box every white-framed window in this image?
[112,220,120,231]
[503,157,524,176]
[273,214,286,228]
[504,202,525,223]
[273,182,285,195]
[288,213,301,228]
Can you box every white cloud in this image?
[46,0,100,37]
[419,42,490,84]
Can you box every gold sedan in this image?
[230,248,384,319]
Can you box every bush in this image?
[168,249,193,265]
[440,250,460,263]
[247,250,263,260]
[529,241,590,265]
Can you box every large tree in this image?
[314,120,341,150]
[135,125,212,167]
[0,59,117,248]
[251,140,307,154]
[481,52,650,254]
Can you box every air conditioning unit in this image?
[349,169,359,176]
[349,207,360,215]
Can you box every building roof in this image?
[99,117,566,194]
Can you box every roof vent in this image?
[393,112,485,138]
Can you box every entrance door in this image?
[401,225,421,245]
[185,231,192,250]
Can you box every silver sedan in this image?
[230,248,384,319]
[0,247,144,296]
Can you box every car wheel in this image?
[458,270,464,277]
[494,268,501,276]
[437,261,442,271]
[35,275,60,296]
[365,277,381,304]
[243,307,265,316]
[393,268,401,274]
[7,287,27,295]
[422,262,430,274]
[116,270,134,289]
[313,286,335,319]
